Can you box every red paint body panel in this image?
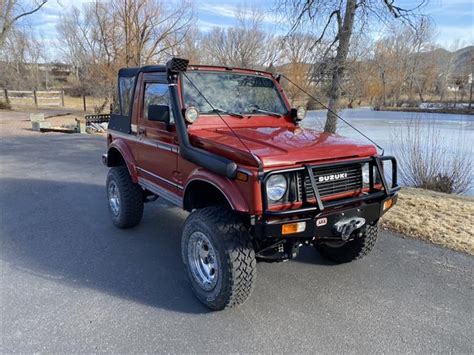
[109,138,138,182]
[190,125,376,168]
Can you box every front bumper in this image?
[253,194,397,239]
[254,155,400,240]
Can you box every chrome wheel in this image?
[187,231,219,291]
[108,180,120,216]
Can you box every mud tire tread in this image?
[182,207,256,310]
[106,166,144,229]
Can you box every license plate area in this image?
[314,203,380,237]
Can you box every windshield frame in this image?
[179,69,290,116]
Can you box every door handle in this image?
[138,127,146,135]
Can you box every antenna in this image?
[281,74,385,155]
[181,71,263,170]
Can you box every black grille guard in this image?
[262,156,401,216]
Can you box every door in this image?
[136,79,181,195]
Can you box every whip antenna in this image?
[281,74,385,155]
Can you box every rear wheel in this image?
[316,222,379,263]
[181,207,256,310]
[106,166,144,228]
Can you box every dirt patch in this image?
[381,188,474,255]
[0,109,85,137]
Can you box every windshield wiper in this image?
[211,108,244,118]
[250,108,281,117]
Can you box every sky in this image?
[26,0,474,60]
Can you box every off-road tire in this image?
[316,223,379,263]
[106,166,144,229]
[181,207,256,310]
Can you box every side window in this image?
[143,83,174,124]
[119,77,135,115]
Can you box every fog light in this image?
[383,198,393,211]
[185,106,199,123]
[282,222,306,235]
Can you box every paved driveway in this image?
[0,124,472,353]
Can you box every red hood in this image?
[192,126,377,168]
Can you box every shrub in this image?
[391,118,472,194]
[306,97,324,110]
[0,100,11,109]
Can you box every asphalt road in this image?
[0,130,472,353]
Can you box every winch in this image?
[334,217,366,241]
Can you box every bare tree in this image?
[166,27,203,64]
[343,34,377,108]
[111,0,193,67]
[0,23,45,90]
[0,0,48,91]
[202,7,280,69]
[279,0,426,133]
[57,0,193,109]
[0,0,47,46]
[279,33,325,105]
[406,19,434,102]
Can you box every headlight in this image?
[266,174,287,202]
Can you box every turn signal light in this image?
[236,171,249,182]
[383,198,393,211]
[282,222,306,235]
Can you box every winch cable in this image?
[181,71,263,171]
[281,74,385,155]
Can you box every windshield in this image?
[182,71,288,115]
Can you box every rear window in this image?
[119,77,135,115]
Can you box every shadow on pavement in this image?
[0,177,209,314]
[294,247,336,266]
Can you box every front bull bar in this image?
[262,155,400,217]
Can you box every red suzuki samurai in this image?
[103,58,400,310]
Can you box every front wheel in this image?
[315,222,379,263]
[181,207,256,310]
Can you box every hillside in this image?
[452,45,473,74]
[276,45,473,76]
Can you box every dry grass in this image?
[62,96,106,111]
[381,187,474,255]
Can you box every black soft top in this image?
[118,65,166,78]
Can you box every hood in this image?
[192,126,377,168]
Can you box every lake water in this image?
[301,108,474,195]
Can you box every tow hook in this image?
[334,217,366,241]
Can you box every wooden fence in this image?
[2,89,65,107]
